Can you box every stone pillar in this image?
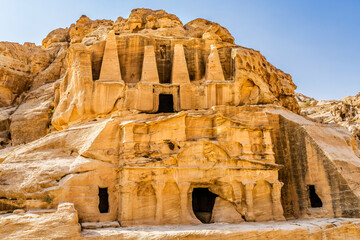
[141,45,159,83]
[239,130,252,154]
[171,44,190,84]
[118,183,135,226]
[271,181,285,221]
[205,45,225,81]
[98,30,123,83]
[206,83,217,108]
[223,84,233,104]
[244,182,255,221]
[231,181,243,214]
[154,183,165,224]
[179,183,199,224]
[93,30,125,114]
[263,130,273,145]
[179,84,193,110]
[216,84,224,105]
[172,44,193,110]
[136,83,155,112]
[78,44,93,115]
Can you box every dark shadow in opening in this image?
[160,45,166,59]
[98,187,109,213]
[192,188,217,223]
[309,185,322,208]
[157,94,174,113]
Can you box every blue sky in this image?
[0,0,359,100]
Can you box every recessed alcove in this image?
[308,185,322,208]
[157,94,174,113]
[192,188,218,223]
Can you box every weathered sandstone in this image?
[0,7,359,240]
[0,203,80,240]
[42,28,70,49]
[9,82,55,145]
[296,92,360,142]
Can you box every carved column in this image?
[244,182,255,221]
[154,183,165,224]
[271,181,285,221]
[118,183,136,226]
[178,182,199,224]
[231,181,243,214]
[206,83,217,108]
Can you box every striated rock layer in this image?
[0,8,299,146]
[0,7,359,239]
[296,92,360,142]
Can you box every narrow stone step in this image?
[27,209,57,214]
[81,221,120,229]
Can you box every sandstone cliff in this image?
[0,8,359,240]
[0,8,298,147]
[296,92,360,142]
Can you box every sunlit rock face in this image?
[0,8,360,238]
[296,92,360,143]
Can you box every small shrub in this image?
[304,100,311,106]
[45,195,52,204]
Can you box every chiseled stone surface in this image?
[98,31,122,83]
[0,8,300,147]
[1,106,359,226]
[0,7,359,239]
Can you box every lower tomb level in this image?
[1,106,360,227]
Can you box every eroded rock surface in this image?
[9,82,55,145]
[296,92,360,141]
[0,7,359,239]
[0,8,299,147]
[0,203,80,240]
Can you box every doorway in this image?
[192,188,217,223]
[98,187,109,213]
[157,94,174,113]
[308,185,322,208]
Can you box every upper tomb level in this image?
[50,9,299,129]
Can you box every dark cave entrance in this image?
[98,187,109,213]
[308,185,323,208]
[157,94,174,113]
[192,188,217,223]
